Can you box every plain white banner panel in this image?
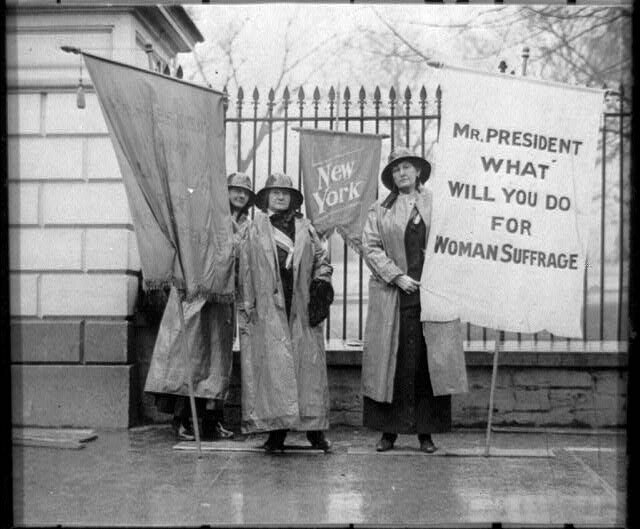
[421,66,603,337]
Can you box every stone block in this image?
[40,274,138,317]
[552,370,594,388]
[11,320,81,363]
[8,136,83,181]
[12,364,136,428]
[6,27,113,89]
[8,183,39,225]
[10,273,38,316]
[496,411,539,426]
[9,228,82,270]
[592,393,625,415]
[512,369,555,388]
[84,321,132,363]
[128,231,141,270]
[573,407,625,428]
[86,137,122,180]
[593,371,626,396]
[330,410,361,426]
[7,93,40,134]
[548,388,591,408]
[42,182,131,225]
[541,406,576,426]
[44,93,108,135]
[512,389,550,411]
[493,388,516,412]
[85,229,136,271]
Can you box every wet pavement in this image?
[13,425,626,527]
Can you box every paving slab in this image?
[12,425,626,527]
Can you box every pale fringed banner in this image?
[84,52,234,303]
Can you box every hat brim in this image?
[381,156,431,191]
[228,185,256,208]
[255,186,304,211]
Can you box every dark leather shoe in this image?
[419,437,437,454]
[306,431,332,452]
[262,431,286,453]
[375,436,395,452]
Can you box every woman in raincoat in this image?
[144,174,255,442]
[227,172,254,230]
[361,147,465,453]
[237,173,334,452]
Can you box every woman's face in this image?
[392,161,419,193]
[229,187,251,209]
[268,188,291,211]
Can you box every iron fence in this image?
[222,81,630,350]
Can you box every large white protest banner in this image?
[421,65,603,337]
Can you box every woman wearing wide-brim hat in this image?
[227,172,256,229]
[361,147,464,453]
[237,173,334,452]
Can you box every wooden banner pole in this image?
[484,339,500,456]
[176,292,202,458]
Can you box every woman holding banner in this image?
[361,147,464,453]
[237,173,334,452]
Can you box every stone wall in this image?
[8,6,200,428]
[135,323,627,429]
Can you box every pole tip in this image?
[61,45,81,55]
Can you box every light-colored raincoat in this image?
[237,210,332,433]
[144,287,234,401]
[361,187,468,402]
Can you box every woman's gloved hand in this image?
[308,279,334,327]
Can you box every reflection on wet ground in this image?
[13,425,626,526]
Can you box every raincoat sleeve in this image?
[237,222,256,316]
[362,204,403,284]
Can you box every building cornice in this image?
[6,3,204,53]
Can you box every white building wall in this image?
[7,5,200,427]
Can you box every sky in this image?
[178,4,531,94]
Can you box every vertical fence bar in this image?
[282,87,290,173]
[297,87,305,190]
[389,86,396,150]
[236,88,243,171]
[435,85,442,142]
[358,86,366,341]
[342,86,351,341]
[267,88,275,175]
[404,86,411,148]
[251,87,259,208]
[583,262,588,341]
[327,87,335,341]
[419,86,426,159]
[600,114,606,341]
[313,87,320,129]
[617,85,625,342]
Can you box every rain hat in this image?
[381,147,431,191]
[255,173,303,211]
[227,172,256,208]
